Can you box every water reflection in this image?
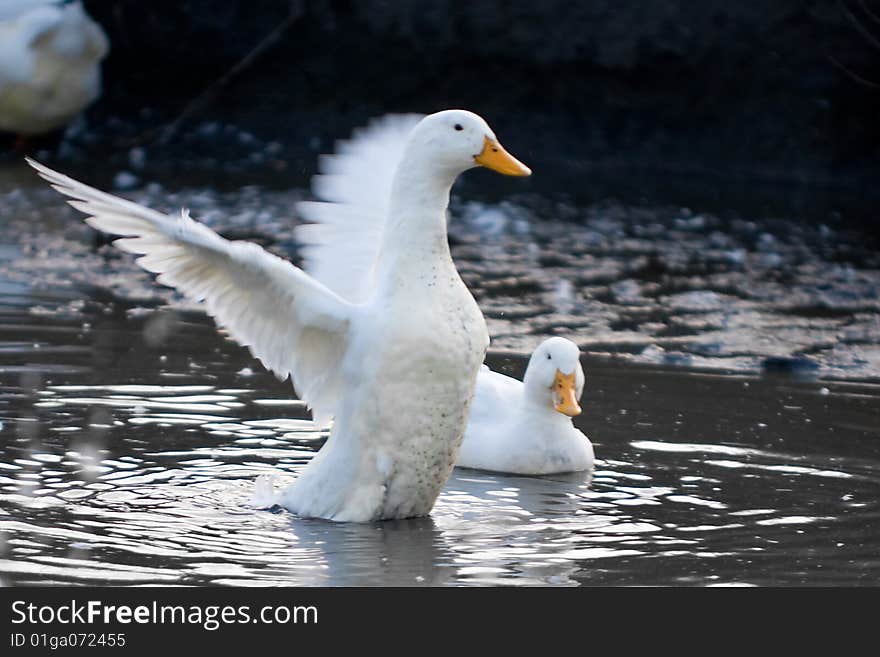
[1,240,879,585]
[2,351,880,586]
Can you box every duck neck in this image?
[522,366,568,423]
[522,381,556,416]
[378,155,459,268]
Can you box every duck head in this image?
[406,110,531,178]
[523,337,584,417]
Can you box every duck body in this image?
[0,0,108,136]
[283,154,489,518]
[458,368,594,475]
[281,253,488,520]
[457,338,595,475]
[279,112,523,520]
[29,109,528,522]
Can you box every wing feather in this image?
[27,157,354,424]
[295,113,424,303]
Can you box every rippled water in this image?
[1,164,879,586]
[1,290,878,586]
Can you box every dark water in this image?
[0,288,878,586]
[1,163,879,586]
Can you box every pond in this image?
[0,161,878,586]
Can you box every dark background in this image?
[12,1,880,218]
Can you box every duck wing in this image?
[27,158,354,425]
[469,365,522,426]
[295,113,424,303]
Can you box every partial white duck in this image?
[27,108,531,522]
[457,337,594,475]
[291,117,591,477]
[0,0,108,136]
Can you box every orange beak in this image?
[474,136,531,176]
[552,369,582,417]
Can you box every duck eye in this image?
[546,354,551,360]
[454,124,463,131]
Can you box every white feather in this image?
[26,157,354,425]
[458,339,595,475]
[295,113,424,302]
[249,474,280,509]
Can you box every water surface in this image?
[0,163,878,586]
[1,293,878,586]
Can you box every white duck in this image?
[457,337,594,475]
[27,109,531,522]
[0,0,108,136]
[291,117,592,478]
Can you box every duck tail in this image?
[249,474,280,509]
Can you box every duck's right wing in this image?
[28,158,353,425]
[295,113,424,303]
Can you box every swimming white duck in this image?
[292,115,593,478]
[0,0,108,136]
[27,108,531,522]
[457,337,595,475]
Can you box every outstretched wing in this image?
[27,158,354,425]
[295,113,424,303]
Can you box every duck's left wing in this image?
[27,158,352,425]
